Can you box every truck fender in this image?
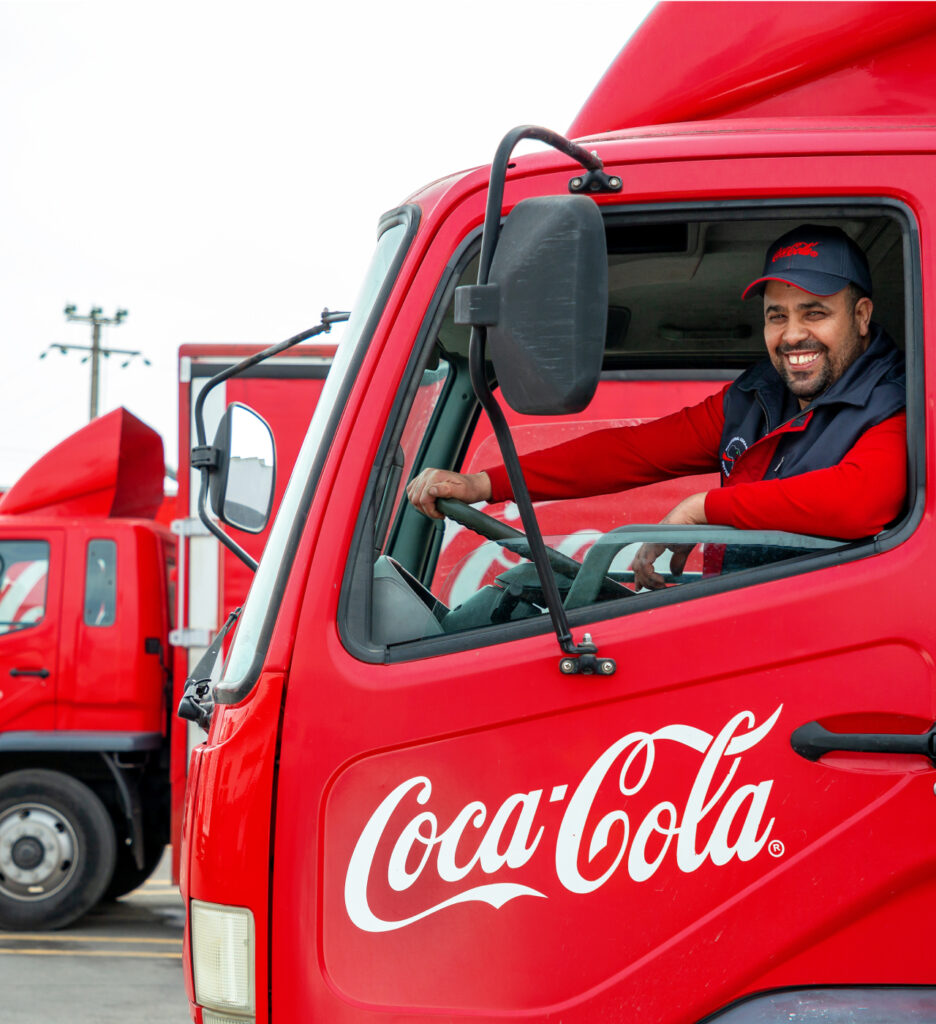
[100,752,144,870]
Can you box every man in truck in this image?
[407,224,907,588]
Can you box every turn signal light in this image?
[191,899,255,1019]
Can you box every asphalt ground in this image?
[0,847,189,1024]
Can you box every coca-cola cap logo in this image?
[772,241,819,262]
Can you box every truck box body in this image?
[181,5,936,1022]
[173,343,337,880]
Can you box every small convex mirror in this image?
[488,194,607,415]
[209,403,276,533]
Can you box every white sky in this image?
[0,0,654,486]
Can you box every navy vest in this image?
[719,325,905,486]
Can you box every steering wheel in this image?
[435,497,633,600]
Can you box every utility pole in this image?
[41,306,150,421]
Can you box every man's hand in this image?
[631,492,708,591]
[406,468,492,520]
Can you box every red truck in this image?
[181,4,936,1023]
[0,343,336,930]
[0,409,174,928]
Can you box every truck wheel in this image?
[0,769,117,930]
[103,837,166,901]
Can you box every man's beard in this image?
[775,327,867,403]
[777,344,834,401]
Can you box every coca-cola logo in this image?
[772,241,819,261]
[345,706,782,933]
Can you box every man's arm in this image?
[704,412,907,538]
[631,413,907,589]
[483,385,728,502]
[407,386,728,518]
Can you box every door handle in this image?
[9,667,50,679]
[791,720,936,768]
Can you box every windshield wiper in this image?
[177,607,242,731]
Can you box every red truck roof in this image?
[569,1,936,138]
[0,407,164,520]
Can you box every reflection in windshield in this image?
[221,216,412,685]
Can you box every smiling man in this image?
[764,282,872,406]
[407,224,907,589]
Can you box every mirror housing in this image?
[459,194,607,415]
[208,403,276,534]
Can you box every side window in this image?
[378,359,451,552]
[352,206,914,657]
[0,541,50,635]
[430,388,724,613]
[84,539,117,627]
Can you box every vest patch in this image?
[721,436,749,478]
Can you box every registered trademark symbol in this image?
[768,840,785,858]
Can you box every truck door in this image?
[267,196,932,1023]
[0,532,63,733]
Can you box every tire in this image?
[0,769,117,930]
[103,837,166,901]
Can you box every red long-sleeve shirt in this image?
[482,386,907,540]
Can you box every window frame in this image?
[214,204,420,704]
[338,196,923,665]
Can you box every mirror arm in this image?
[192,308,350,573]
[466,126,607,658]
[476,125,604,285]
[196,469,258,571]
[468,327,578,654]
[193,307,350,447]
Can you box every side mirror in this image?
[209,403,276,533]
[483,194,607,415]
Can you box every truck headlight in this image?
[191,899,255,1018]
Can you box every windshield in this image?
[219,209,416,690]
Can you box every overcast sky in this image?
[0,0,654,486]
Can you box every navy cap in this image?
[742,224,872,300]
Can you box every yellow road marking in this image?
[121,898,183,905]
[0,948,181,958]
[0,932,181,945]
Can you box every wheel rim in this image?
[0,802,78,901]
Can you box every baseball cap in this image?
[741,224,872,300]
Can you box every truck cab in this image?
[181,5,936,1022]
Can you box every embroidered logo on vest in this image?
[721,436,749,478]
